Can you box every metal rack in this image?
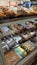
[0,16,37,65]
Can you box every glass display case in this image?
[0,1,37,65]
[0,17,37,65]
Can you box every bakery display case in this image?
[0,1,37,65]
[0,17,37,65]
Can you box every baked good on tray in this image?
[4,50,21,65]
[1,36,17,53]
[2,6,16,17]
[14,46,27,58]
[0,26,12,36]
[0,7,6,18]
[22,7,30,15]
[25,22,36,30]
[29,31,36,38]
[14,6,24,16]
[9,25,20,34]
[21,41,35,53]
[30,5,37,14]
[22,6,37,15]
[13,35,22,43]
[21,33,30,40]
[0,12,6,18]
[2,6,24,17]
[14,24,24,31]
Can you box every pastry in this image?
[25,22,36,30]
[4,50,21,65]
[30,5,37,14]
[26,31,36,39]
[15,6,24,16]
[22,7,30,15]
[21,33,30,40]
[14,24,24,31]
[13,35,22,43]
[1,36,17,53]
[0,30,6,38]
[29,31,36,38]
[0,26,12,36]
[14,46,27,58]
[9,25,20,34]
[21,41,35,53]
[0,7,6,18]
[2,6,16,17]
